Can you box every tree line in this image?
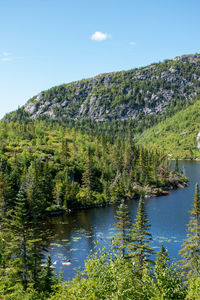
[0,119,186,214]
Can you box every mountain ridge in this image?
[22,53,200,122]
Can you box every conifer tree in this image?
[26,167,48,289]
[179,183,200,277]
[11,184,31,290]
[112,200,131,257]
[42,254,55,293]
[128,196,153,271]
[0,176,12,274]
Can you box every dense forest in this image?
[1,54,200,298]
[0,116,187,214]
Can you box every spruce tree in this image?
[179,183,200,277]
[11,177,49,291]
[112,200,131,257]
[0,176,12,275]
[128,196,153,271]
[42,254,55,293]
[11,184,31,290]
[26,167,49,289]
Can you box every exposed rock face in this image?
[24,54,200,121]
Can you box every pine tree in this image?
[42,254,55,293]
[128,196,153,271]
[0,176,12,275]
[26,167,49,289]
[112,200,131,257]
[179,183,200,277]
[11,184,31,290]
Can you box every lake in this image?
[45,160,200,281]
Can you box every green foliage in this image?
[0,117,184,213]
[42,255,57,293]
[153,246,186,299]
[186,275,200,300]
[112,200,132,257]
[137,98,200,158]
[179,183,200,278]
[51,248,154,300]
[128,196,154,271]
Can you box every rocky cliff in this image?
[24,54,200,121]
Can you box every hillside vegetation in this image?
[136,99,200,158]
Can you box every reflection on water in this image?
[45,160,200,280]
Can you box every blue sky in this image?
[0,0,200,119]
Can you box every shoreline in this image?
[45,180,188,217]
[170,158,200,161]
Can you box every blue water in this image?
[45,160,200,280]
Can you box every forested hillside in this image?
[136,99,200,158]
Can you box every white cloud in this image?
[129,41,136,46]
[3,52,11,56]
[91,31,110,41]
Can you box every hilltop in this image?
[19,54,200,122]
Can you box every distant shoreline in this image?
[45,180,188,216]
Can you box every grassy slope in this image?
[136,99,200,158]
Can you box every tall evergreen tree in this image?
[11,184,31,290]
[42,254,55,293]
[112,200,131,257]
[0,176,12,275]
[128,196,153,271]
[179,183,200,277]
[26,166,49,289]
